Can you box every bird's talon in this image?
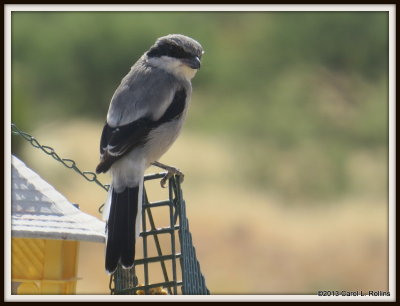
[160,172,173,188]
[160,177,168,188]
[152,161,185,188]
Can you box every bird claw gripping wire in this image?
[151,161,184,188]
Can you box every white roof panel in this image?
[11,155,106,243]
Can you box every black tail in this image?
[105,186,139,274]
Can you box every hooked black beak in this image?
[183,56,201,69]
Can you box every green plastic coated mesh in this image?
[110,173,210,295]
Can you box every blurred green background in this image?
[11,11,389,294]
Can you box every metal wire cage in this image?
[109,172,210,295]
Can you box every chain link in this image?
[11,123,110,212]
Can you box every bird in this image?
[95,34,203,274]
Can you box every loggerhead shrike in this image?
[96,34,203,274]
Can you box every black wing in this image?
[96,88,187,174]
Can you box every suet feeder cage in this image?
[109,172,210,295]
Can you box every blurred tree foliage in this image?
[11,11,388,202]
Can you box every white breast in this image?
[143,112,187,168]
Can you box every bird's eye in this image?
[176,47,192,59]
[147,42,197,60]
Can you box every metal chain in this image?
[11,123,110,196]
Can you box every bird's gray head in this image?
[145,34,204,80]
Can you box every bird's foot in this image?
[151,161,184,188]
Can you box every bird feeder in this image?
[11,155,105,294]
